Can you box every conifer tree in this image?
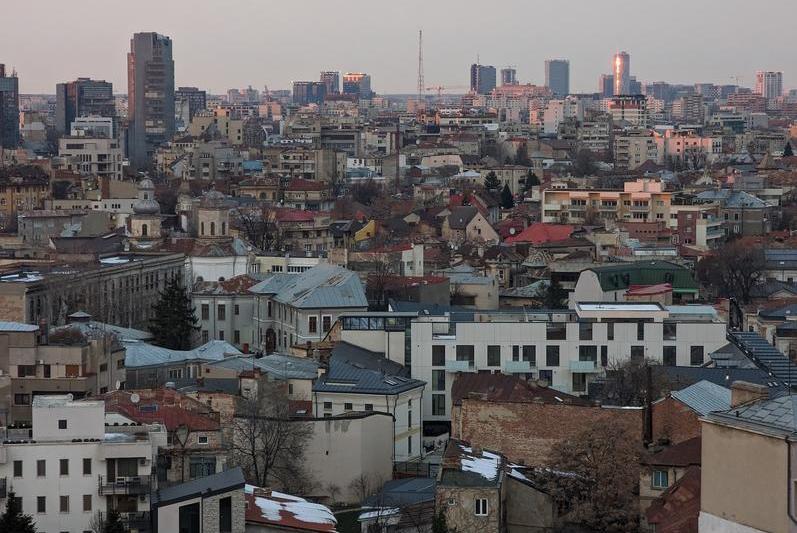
[149,277,199,349]
[0,491,38,533]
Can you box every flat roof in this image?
[576,303,665,312]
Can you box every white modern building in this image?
[0,395,164,533]
[58,136,125,180]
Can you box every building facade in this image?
[54,78,116,135]
[544,59,570,96]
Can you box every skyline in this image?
[3,0,796,95]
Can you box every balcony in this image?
[121,511,151,532]
[445,360,475,373]
[630,204,650,211]
[504,360,535,373]
[98,475,151,495]
[570,360,600,373]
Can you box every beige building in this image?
[57,136,125,180]
[187,107,244,145]
[613,131,660,171]
[442,206,499,244]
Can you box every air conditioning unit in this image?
[115,476,127,484]
[139,495,147,502]
[139,458,147,466]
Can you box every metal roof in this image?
[727,331,797,386]
[709,395,797,436]
[153,467,245,507]
[588,261,699,293]
[313,357,424,395]
[207,354,319,380]
[250,264,367,309]
[123,339,242,368]
[0,321,39,332]
[671,380,731,416]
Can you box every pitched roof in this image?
[206,353,319,380]
[245,486,337,532]
[123,339,242,368]
[447,206,479,229]
[153,468,245,507]
[642,437,701,467]
[586,260,699,293]
[670,380,731,416]
[505,223,574,245]
[727,331,797,385]
[708,395,797,436]
[440,441,504,488]
[645,465,700,533]
[313,357,424,395]
[451,373,588,406]
[192,273,267,295]
[362,478,436,508]
[249,264,367,309]
[102,389,221,431]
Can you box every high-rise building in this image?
[54,78,115,136]
[293,81,327,105]
[320,71,340,94]
[175,86,207,123]
[613,51,631,95]
[545,59,570,96]
[500,67,517,86]
[342,72,372,99]
[755,71,783,100]
[0,64,19,150]
[470,64,497,95]
[127,32,175,171]
[629,77,642,95]
[599,74,614,98]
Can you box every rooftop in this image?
[670,380,731,416]
[440,441,504,488]
[153,467,245,507]
[245,485,337,532]
[313,357,424,395]
[123,339,242,369]
[249,264,367,309]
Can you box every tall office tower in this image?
[629,77,642,95]
[127,32,175,171]
[500,67,517,86]
[0,64,19,150]
[643,82,673,102]
[544,59,570,96]
[54,78,115,135]
[755,71,783,100]
[175,87,207,123]
[292,81,327,105]
[599,74,614,97]
[320,71,340,95]
[613,51,631,95]
[470,64,497,95]
[342,72,372,99]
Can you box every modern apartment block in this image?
[58,135,125,180]
[0,395,164,533]
[319,71,340,94]
[54,78,116,135]
[541,178,671,224]
[754,70,783,100]
[175,86,207,124]
[127,32,175,170]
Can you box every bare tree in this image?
[696,240,766,304]
[349,473,374,502]
[229,380,313,491]
[233,206,283,252]
[599,358,670,407]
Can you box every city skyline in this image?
[2,0,795,95]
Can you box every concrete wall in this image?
[504,475,556,532]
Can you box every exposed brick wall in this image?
[651,397,701,444]
[454,399,643,466]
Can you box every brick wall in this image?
[651,397,701,444]
[454,399,643,466]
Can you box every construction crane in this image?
[425,85,469,103]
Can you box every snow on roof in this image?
[459,444,501,481]
[359,508,401,520]
[245,485,337,532]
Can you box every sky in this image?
[3,0,795,95]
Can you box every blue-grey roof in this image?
[758,303,797,321]
[250,264,367,309]
[696,189,771,208]
[659,366,787,396]
[363,478,436,507]
[0,321,39,332]
[313,357,424,395]
[55,319,152,342]
[206,353,319,380]
[153,467,245,507]
[671,380,731,416]
[764,249,797,270]
[332,342,409,378]
[709,395,797,436]
[727,331,797,386]
[123,339,242,368]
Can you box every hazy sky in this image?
[3,0,795,95]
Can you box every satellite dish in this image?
[130,392,140,404]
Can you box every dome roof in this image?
[200,189,226,208]
[133,198,160,215]
[138,178,155,190]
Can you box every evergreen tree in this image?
[542,278,568,309]
[785,142,794,157]
[483,171,500,191]
[500,183,515,209]
[103,508,126,533]
[149,277,199,350]
[432,510,449,533]
[0,491,38,533]
[525,170,540,187]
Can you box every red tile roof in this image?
[287,178,328,192]
[102,389,221,432]
[245,488,337,532]
[645,465,700,533]
[642,437,701,467]
[451,373,589,406]
[505,223,574,245]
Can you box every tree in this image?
[234,206,283,252]
[524,170,540,189]
[102,509,126,533]
[572,149,598,177]
[229,380,313,492]
[541,278,568,309]
[483,171,500,191]
[785,142,794,157]
[695,241,766,303]
[351,179,382,206]
[500,183,514,209]
[599,358,670,407]
[432,510,449,533]
[543,420,641,533]
[149,277,199,350]
[0,491,38,533]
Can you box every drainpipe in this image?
[788,438,797,525]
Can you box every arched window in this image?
[210,222,216,236]
[141,223,148,237]
[221,222,226,235]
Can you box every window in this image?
[663,322,677,341]
[308,316,318,334]
[539,369,553,383]
[637,321,646,341]
[364,403,373,411]
[201,304,209,320]
[475,498,489,516]
[14,393,30,405]
[37,460,45,477]
[690,346,704,366]
[601,346,608,367]
[58,419,67,430]
[267,300,272,318]
[344,403,353,411]
[60,459,69,476]
[13,460,22,477]
[652,469,669,489]
[17,364,36,377]
[323,401,332,411]
[217,304,226,321]
[663,346,677,366]
[218,330,225,341]
[607,322,615,340]
[179,502,201,533]
[408,435,413,455]
[234,330,240,344]
[198,436,209,445]
[37,496,45,514]
[432,394,446,416]
[219,496,232,533]
[487,345,501,367]
[631,346,645,362]
[83,458,91,476]
[83,494,91,512]
[202,330,209,343]
[432,370,445,391]
[546,323,566,340]
[456,345,475,368]
[579,345,597,362]
[546,346,560,366]
[322,316,332,332]
[579,321,593,341]
[60,495,69,513]
[522,345,536,365]
[43,364,51,378]
[234,304,240,316]
[572,373,587,393]
[65,364,80,377]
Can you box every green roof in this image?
[588,261,699,294]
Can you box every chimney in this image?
[471,445,483,456]
[38,318,48,345]
[731,381,769,408]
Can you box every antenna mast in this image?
[417,29,425,109]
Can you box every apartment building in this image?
[186,107,244,146]
[613,131,660,170]
[0,395,163,533]
[58,136,125,180]
[542,178,671,224]
[191,274,263,351]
